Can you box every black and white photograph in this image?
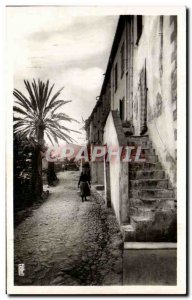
[6,6,186,295]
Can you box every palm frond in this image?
[45,131,54,145]
[45,118,80,134]
[14,79,77,145]
[24,80,38,112]
[46,124,72,144]
[14,119,32,128]
[13,92,29,111]
[14,121,26,130]
[43,82,55,111]
[31,79,40,111]
[42,80,49,107]
[15,125,32,138]
[59,124,80,134]
[14,102,36,120]
[28,127,36,139]
[52,112,79,123]
[52,100,72,114]
[13,89,35,112]
[38,79,46,114]
[43,100,72,118]
[47,86,64,108]
[45,121,61,133]
[46,127,59,144]
[13,116,25,122]
[53,128,75,143]
[13,106,32,118]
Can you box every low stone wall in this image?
[123,243,177,285]
[91,186,105,204]
[92,185,177,286]
[91,185,123,285]
[103,111,129,225]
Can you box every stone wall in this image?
[123,246,176,285]
[91,161,104,185]
[104,161,111,208]
[91,186,123,285]
[110,27,127,115]
[170,16,177,173]
[103,111,129,225]
[86,15,177,188]
[132,16,177,187]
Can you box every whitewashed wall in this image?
[132,16,177,186]
[103,113,120,223]
[103,112,129,225]
[110,27,126,115]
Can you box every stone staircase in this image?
[122,135,177,243]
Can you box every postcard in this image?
[6,5,186,295]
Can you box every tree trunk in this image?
[37,126,44,146]
[33,146,43,197]
[34,126,44,197]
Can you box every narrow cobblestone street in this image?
[14,171,123,286]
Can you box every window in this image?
[119,98,125,120]
[120,43,125,78]
[136,16,142,45]
[114,63,118,92]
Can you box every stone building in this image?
[85,15,177,243]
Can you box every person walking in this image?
[78,166,91,202]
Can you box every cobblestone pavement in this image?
[14,171,123,286]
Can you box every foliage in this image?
[13,79,79,144]
[14,135,37,209]
[13,79,80,202]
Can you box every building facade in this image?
[85,15,177,242]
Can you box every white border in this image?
[6,5,186,295]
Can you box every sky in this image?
[7,7,118,145]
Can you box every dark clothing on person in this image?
[79,182,90,197]
[78,172,91,185]
[78,171,91,200]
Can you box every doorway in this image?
[139,65,147,135]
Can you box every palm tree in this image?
[13,79,79,196]
[13,79,78,145]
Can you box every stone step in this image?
[127,135,149,142]
[130,198,177,210]
[130,179,168,189]
[130,215,152,230]
[130,154,158,163]
[130,189,174,198]
[121,224,136,242]
[144,155,158,163]
[129,162,162,171]
[122,209,177,242]
[124,242,177,249]
[130,170,165,179]
[130,206,155,218]
[123,214,177,243]
[141,197,176,205]
[95,185,104,191]
[141,198,177,211]
[126,148,155,157]
[141,148,156,155]
[127,141,152,149]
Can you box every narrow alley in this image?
[14,171,123,286]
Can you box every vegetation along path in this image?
[14,171,123,286]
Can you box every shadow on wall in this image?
[165,152,177,185]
